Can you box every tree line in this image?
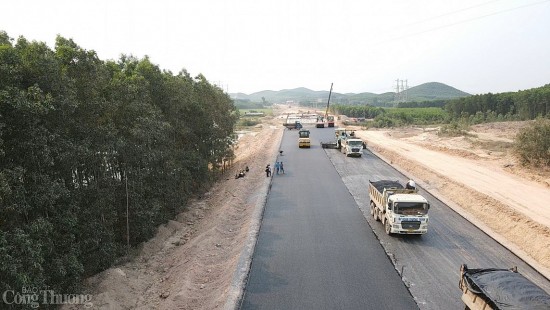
[332,84,550,126]
[444,84,550,120]
[0,31,238,303]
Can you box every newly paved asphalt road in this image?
[327,140,550,309]
[241,126,550,309]
[240,127,418,309]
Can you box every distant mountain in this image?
[232,87,343,102]
[406,82,470,101]
[230,82,470,106]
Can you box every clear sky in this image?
[2,0,550,95]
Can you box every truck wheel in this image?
[370,202,375,217]
[385,220,392,235]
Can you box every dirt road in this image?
[359,130,550,227]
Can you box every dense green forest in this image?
[333,84,550,127]
[445,85,550,120]
[0,31,238,304]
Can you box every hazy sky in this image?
[2,0,550,95]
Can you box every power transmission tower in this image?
[403,79,409,102]
[395,79,401,102]
[394,78,409,103]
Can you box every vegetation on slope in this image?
[0,30,238,303]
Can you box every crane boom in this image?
[324,83,333,120]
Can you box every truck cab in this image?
[369,180,430,235]
[341,138,364,157]
[385,193,430,234]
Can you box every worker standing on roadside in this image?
[280,161,285,174]
[275,161,280,175]
[265,165,271,177]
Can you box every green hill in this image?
[406,82,470,101]
[230,82,471,106]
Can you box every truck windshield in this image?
[348,140,362,146]
[394,202,429,215]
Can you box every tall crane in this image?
[316,83,334,128]
[325,83,335,127]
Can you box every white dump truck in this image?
[459,264,550,310]
[334,129,364,156]
[368,180,430,235]
[341,137,364,157]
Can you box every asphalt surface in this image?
[240,126,550,309]
[326,130,550,309]
[240,126,418,310]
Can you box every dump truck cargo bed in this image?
[459,264,550,310]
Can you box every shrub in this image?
[514,119,550,167]
[438,122,473,137]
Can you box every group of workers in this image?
[235,166,249,179]
[265,161,285,177]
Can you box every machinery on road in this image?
[316,115,325,128]
[316,83,334,128]
[340,137,364,157]
[334,129,364,156]
[283,119,302,130]
[368,180,430,235]
[327,115,335,127]
[459,264,550,310]
[298,129,311,148]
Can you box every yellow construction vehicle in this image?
[298,129,311,148]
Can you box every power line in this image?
[396,0,505,29]
[378,0,550,45]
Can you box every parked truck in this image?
[459,264,550,310]
[368,180,430,235]
[327,115,335,127]
[283,120,302,130]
